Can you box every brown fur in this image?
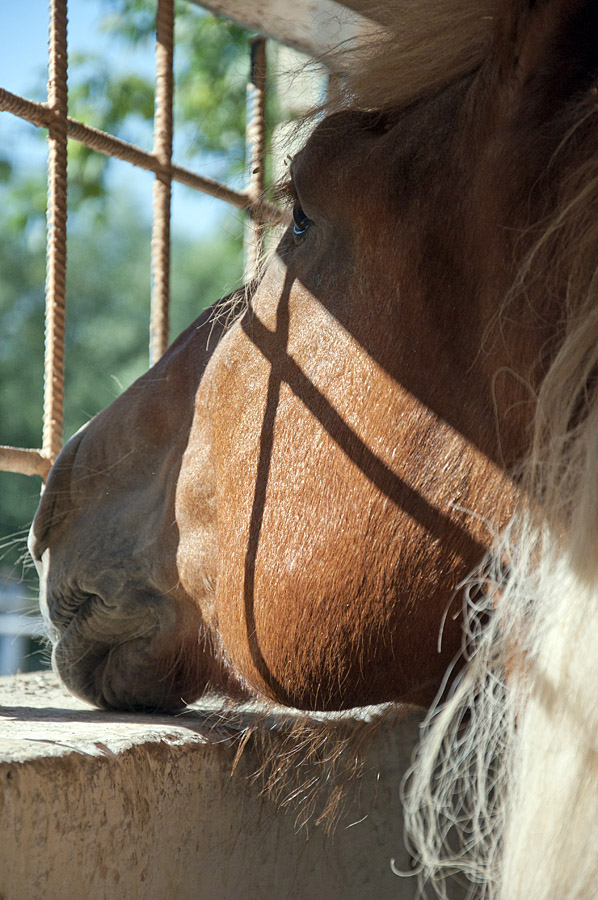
[29,0,598,721]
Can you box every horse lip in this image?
[49,586,169,649]
[45,589,101,637]
[50,595,185,712]
[52,621,113,708]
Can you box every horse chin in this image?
[49,592,205,712]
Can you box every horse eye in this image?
[292,203,313,242]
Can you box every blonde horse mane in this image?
[257,11,598,892]
[401,92,598,899]
[334,0,497,110]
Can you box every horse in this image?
[28,0,598,897]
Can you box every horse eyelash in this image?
[272,178,296,208]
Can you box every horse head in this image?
[29,0,598,738]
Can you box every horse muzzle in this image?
[29,531,207,712]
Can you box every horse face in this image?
[33,0,593,711]
[30,90,513,713]
[174,100,519,711]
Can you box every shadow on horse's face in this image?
[29,51,553,713]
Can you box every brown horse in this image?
[29,1,598,895]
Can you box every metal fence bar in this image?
[0,88,48,125]
[244,37,267,283]
[0,6,288,480]
[43,0,69,465]
[150,0,174,365]
[0,86,286,225]
[0,447,51,480]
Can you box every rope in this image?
[0,9,289,479]
[0,447,51,480]
[0,88,288,224]
[245,37,267,283]
[43,0,68,465]
[68,116,287,223]
[150,0,174,365]
[0,88,48,125]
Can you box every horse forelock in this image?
[334,0,497,111]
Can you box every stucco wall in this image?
[0,672,456,900]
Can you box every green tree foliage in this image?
[0,2,253,582]
[67,0,282,204]
[99,0,250,152]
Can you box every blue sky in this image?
[0,0,242,239]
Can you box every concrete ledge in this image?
[0,672,432,899]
